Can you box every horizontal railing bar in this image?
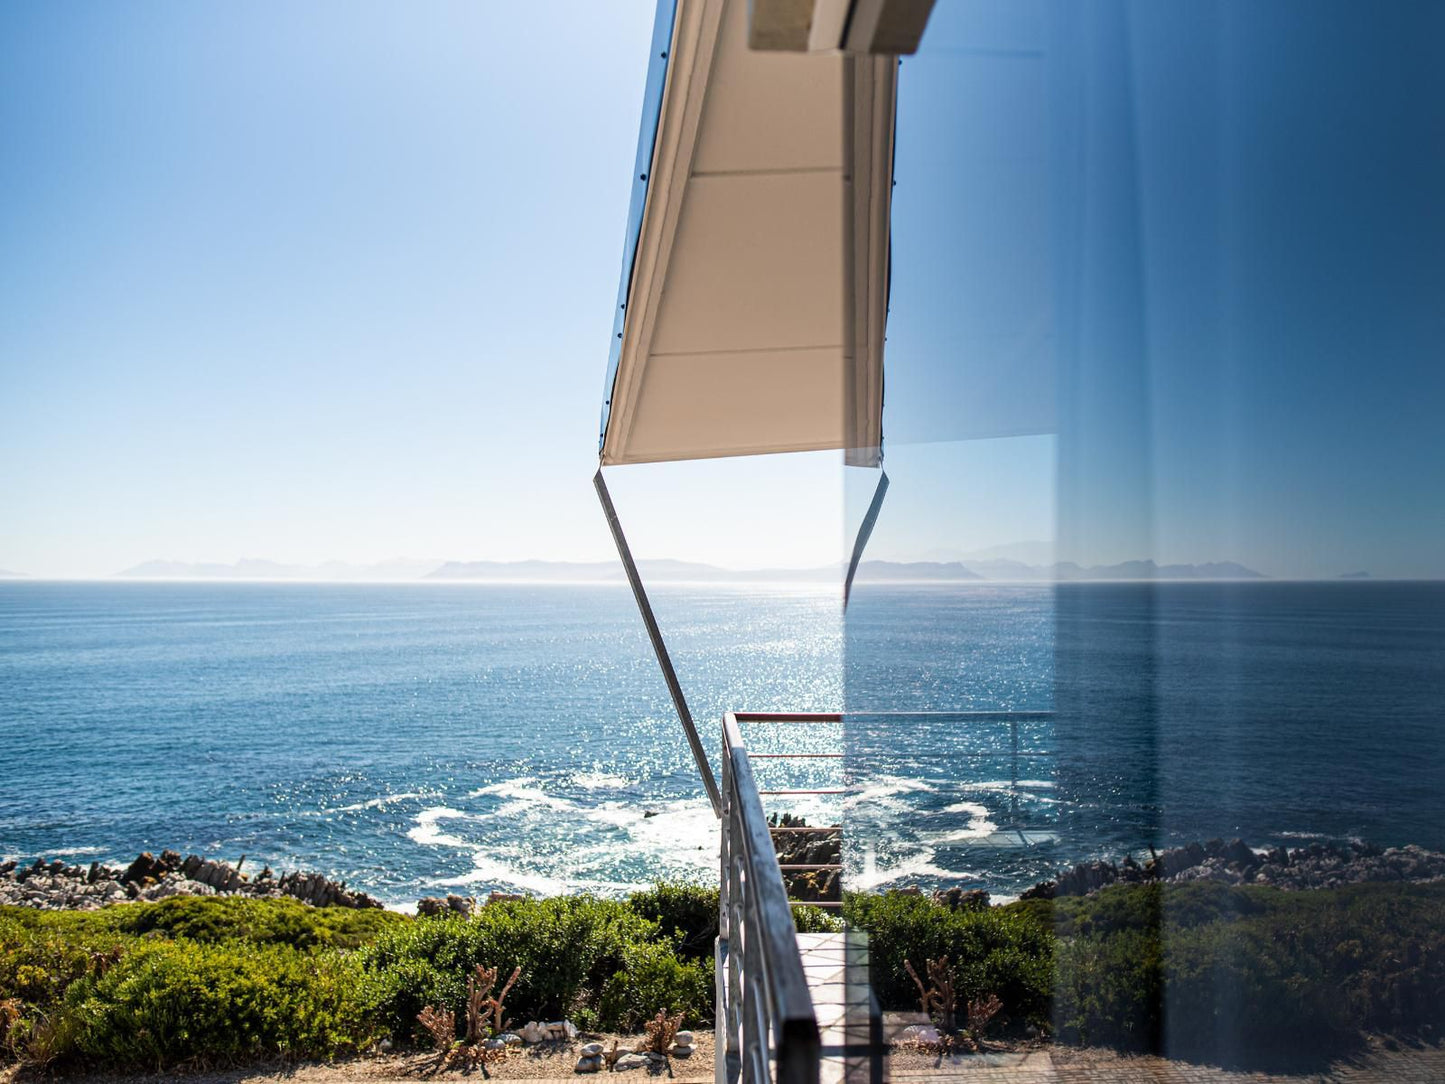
[759,789,847,795]
[789,900,843,908]
[735,710,1054,720]
[734,712,842,722]
[842,752,1053,758]
[844,710,1054,717]
[778,863,842,871]
[747,753,845,759]
[769,826,841,833]
[748,753,1053,760]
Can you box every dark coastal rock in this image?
[121,850,183,885]
[1028,838,1445,899]
[769,814,842,903]
[932,887,990,911]
[1019,880,1056,901]
[415,894,475,916]
[1223,838,1261,869]
[2,850,383,911]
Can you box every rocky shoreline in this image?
[1018,837,1445,900]
[6,835,1444,914]
[0,850,384,911]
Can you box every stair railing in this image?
[718,711,821,1084]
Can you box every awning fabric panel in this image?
[599,0,891,467]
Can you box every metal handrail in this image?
[719,712,820,1084]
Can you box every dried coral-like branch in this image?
[487,964,520,1036]
[903,956,957,1034]
[465,964,497,1045]
[639,1010,685,1054]
[463,962,520,1045]
[966,993,1003,1038]
[417,1005,457,1061]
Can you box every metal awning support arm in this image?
[594,469,723,817]
[843,469,889,609]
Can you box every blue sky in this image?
[0,2,850,577]
[2,2,1441,579]
[879,1,1445,579]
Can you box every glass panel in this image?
[846,1,1445,1075]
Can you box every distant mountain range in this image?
[116,556,1268,583]
[117,558,446,581]
[0,569,28,579]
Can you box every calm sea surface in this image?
[1,581,1441,904]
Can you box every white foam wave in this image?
[961,779,1055,791]
[43,846,106,858]
[843,775,937,813]
[332,791,427,813]
[933,800,998,839]
[468,778,576,814]
[582,799,718,852]
[407,807,474,849]
[572,771,631,791]
[430,856,570,897]
[849,850,961,891]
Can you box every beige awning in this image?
[599,0,895,468]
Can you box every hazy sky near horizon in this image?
[0,2,852,578]
[2,2,1443,580]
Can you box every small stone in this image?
[579,1042,604,1056]
[575,1055,603,1073]
[900,1024,942,1045]
[614,1053,650,1071]
[674,1031,694,1046]
[499,1032,523,1046]
[671,1044,694,1058]
[647,1052,666,1063]
[484,1038,507,1051]
[547,1019,579,1040]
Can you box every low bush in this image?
[7,878,1439,1073]
[845,891,1054,1029]
[110,895,405,950]
[627,881,840,961]
[65,940,377,1068]
[628,883,718,960]
[1035,880,1445,1062]
[597,940,712,1031]
[360,894,699,1038]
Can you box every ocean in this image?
[1,580,1441,906]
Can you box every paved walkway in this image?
[884,1044,1445,1083]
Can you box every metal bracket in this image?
[594,469,723,817]
[844,469,889,609]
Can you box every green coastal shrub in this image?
[627,881,841,962]
[64,940,377,1068]
[361,895,689,1036]
[628,883,718,960]
[1042,881,1445,1061]
[8,878,1439,1072]
[597,940,713,1031]
[0,896,402,952]
[0,913,128,1021]
[845,890,1055,1028]
[111,895,405,950]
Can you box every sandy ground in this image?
[7,1032,1444,1083]
[0,1032,714,1084]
